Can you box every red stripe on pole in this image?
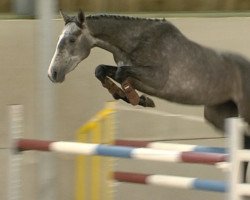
[16,139,53,152]
[114,140,149,148]
[181,152,228,164]
[114,171,148,184]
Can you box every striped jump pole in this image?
[115,139,226,154]
[114,171,227,193]
[16,139,227,166]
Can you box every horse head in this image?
[48,10,94,83]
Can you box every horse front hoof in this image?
[139,95,155,107]
[146,98,155,107]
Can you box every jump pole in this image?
[16,139,227,167]
[113,171,227,193]
[114,139,226,154]
[9,103,250,199]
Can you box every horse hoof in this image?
[139,95,155,107]
[146,98,155,107]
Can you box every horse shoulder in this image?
[127,24,173,66]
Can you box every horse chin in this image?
[56,74,65,83]
[48,73,65,83]
[57,76,65,83]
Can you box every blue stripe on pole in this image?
[192,179,227,192]
[96,145,134,158]
[194,146,227,154]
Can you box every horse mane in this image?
[86,14,166,23]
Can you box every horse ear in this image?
[60,9,71,24]
[77,9,85,25]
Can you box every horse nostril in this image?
[52,70,58,80]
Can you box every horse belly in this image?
[160,74,233,105]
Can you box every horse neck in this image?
[86,15,152,54]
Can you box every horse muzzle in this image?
[48,68,65,83]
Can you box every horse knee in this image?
[115,66,130,83]
[95,65,107,81]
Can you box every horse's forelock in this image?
[61,22,83,40]
[65,16,83,29]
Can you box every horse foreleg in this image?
[119,77,156,107]
[120,78,140,106]
[95,64,127,101]
[115,65,164,107]
[115,65,166,89]
[119,79,155,107]
[95,64,153,107]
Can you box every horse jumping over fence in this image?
[47,10,250,181]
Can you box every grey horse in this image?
[48,10,250,181]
